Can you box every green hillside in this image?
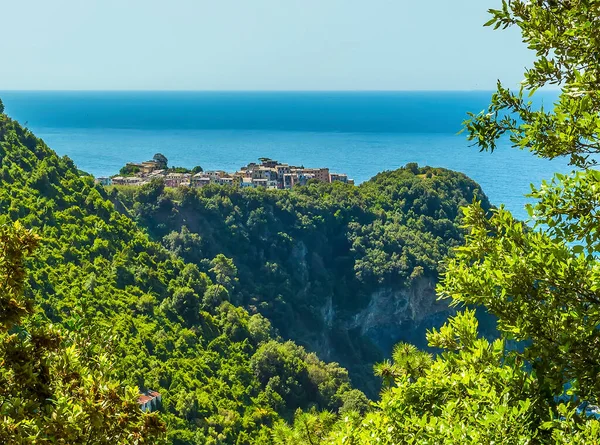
[114,163,490,395]
[0,111,362,444]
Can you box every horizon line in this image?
[0,89,502,93]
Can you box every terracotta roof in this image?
[138,395,153,404]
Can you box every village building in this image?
[148,169,166,177]
[275,164,291,178]
[259,157,279,168]
[292,167,330,183]
[126,160,160,175]
[330,173,349,183]
[235,170,251,179]
[204,170,227,181]
[95,176,112,186]
[138,390,162,413]
[140,161,160,174]
[191,173,211,188]
[283,173,297,189]
[253,178,268,188]
[251,168,277,181]
[241,177,254,188]
[112,176,145,186]
[164,172,190,187]
[217,176,234,185]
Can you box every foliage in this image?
[465,0,600,170]
[153,153,168,168]
[168,167,193,173]
[277,311,600,444]
[0,113,362,444]
[252,1,600,443]
[120,164,141,176]
[0,221,165,443]
[442,0,600,412]
[324,311,557,444]
[116,165,489,395]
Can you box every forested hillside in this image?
[114,163,491,395]
[0,110,365,444]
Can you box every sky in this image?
[0,0,533,91]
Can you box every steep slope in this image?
[115,163,491,395]
[0,111,362,444]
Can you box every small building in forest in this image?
[138,390,162,412]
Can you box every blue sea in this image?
[1,91,568,220]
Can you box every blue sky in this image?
[0,0,532,91]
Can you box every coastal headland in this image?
[98,154,354,190]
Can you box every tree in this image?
[437,0,600,433]
[372,360,397,389]
[209,254,238,292]
[191,165,203,174]
[153,153,168,168]
[285,2,600,443]
[0,222,165,443]
[163,226,203,264]
[247,313,274,345]
[0,97,4,114]
[120,164,141,176]
[327,311,566,444]
[338,389,369,416]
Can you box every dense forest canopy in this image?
[113,163,490,395]
[0,101,496,442]
[0,222,165,444]
[0,112,365,444]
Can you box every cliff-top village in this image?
[95,155,354,190]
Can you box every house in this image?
[330,173,349,183]
[191,173,211,188]
[294,167,330,183]
[241,177,254,188]
[234,170,251,179]
[218,176,234,185]
[283,173,297,189]
[259,158,279,168]
[95,176,112,186]
[251,168,269,180]
[231,173,244,185]
[138,390,162,413]
[140,161,160,174]
[275,164,291,177]
[204,170,227,181]
[253,178,268,188]
[111,176,145,186]
[149,169,166,177]
[127,177,145,186]
[298,173,315,186]
[165,172,190,187]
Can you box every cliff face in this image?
[289,238,449,358]
[350,278,451,352]
[298,276,453,396]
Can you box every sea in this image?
[0,90,569,220]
